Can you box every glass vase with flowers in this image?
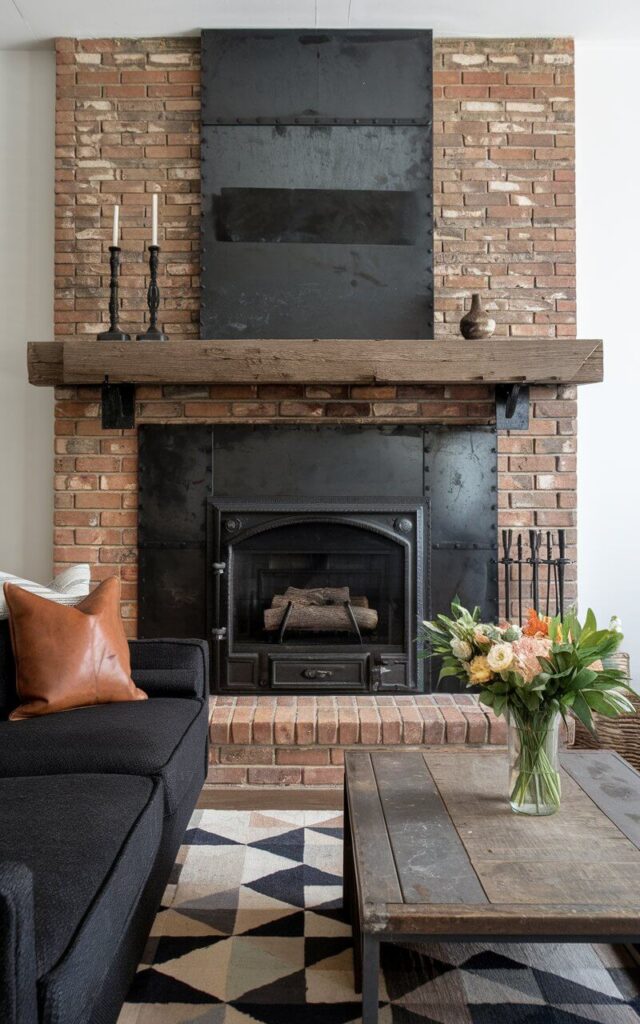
[419,603,632,815]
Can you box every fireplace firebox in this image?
[208,499,428,692]
[138,423,498,693]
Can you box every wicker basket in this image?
[572,653,640,768]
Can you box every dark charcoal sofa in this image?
[0,620,209,1024]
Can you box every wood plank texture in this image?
[371,751,487,905]
[560,750,640,847]
[27,338,604,387]
[345,749,640,939]
[344,752,402,916]
[425,749,640,908]
[27,341,63,386]
[381,903,640,938]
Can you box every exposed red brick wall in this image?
[53,36,576,633]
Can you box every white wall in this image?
[576,42,640,675]
[0,51,54,581]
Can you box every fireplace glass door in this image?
[230,518,405,647]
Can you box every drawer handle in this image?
[302,669,334,680]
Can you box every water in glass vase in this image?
[507,709,561,815]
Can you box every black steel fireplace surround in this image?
[138,424,498,693]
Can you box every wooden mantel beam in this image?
[27,338,604,388]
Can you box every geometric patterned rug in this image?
[118,809,640,1024]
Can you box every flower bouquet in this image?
[418,602,634,815]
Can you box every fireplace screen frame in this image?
[207,497,429,693]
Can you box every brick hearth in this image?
[205,695,575,788]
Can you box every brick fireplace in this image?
[53,34,577,642]
[50,32,579,780]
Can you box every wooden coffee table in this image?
[343,748,640,1024]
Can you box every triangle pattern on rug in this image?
[250,827,306,864]
[308,827,344,840]
[533,968,628,1006]
[231,966,308,1005]
[305,935,354,967]
[245,863,342,908]
[152,934,227,966]
[231,998,365,1024]
[126,967,220,1005]
[242,910,306,938]
[184,828,241,847]
[389,1006,444,1024]
[174,889,240,935]
[121,810,640,1024]
[462,950,533,972]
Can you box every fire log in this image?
[271,591,369,609]
[280,586,350,606]
[264,604,378,633]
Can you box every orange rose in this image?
[523,609,549,638]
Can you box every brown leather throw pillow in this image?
[3,577,147,721]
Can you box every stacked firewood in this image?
[263,586,378,632]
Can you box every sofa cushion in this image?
[0,564,90,620]
[0,774,162,987]
[129,638,209,699]
[0,697,206,815]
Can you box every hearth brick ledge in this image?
[206,694,575,787]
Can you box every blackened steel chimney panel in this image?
[202,30,433,125]
[200,29,433,340]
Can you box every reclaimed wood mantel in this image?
[27,338,603,388]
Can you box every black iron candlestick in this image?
[97,246,130,341]
[137,244,169,341]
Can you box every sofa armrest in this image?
[128,638,209,700]
[0,863,38,1024]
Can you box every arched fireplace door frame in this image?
[207,498,430,694]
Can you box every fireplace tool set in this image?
[499,529,571,625]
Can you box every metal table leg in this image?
[361,933,380,1024]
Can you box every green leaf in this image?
[571,667,599,690]
[571,691,595,734]
[583,608,597,637]
[585,688,636,717]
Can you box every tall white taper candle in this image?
[151,193,158,247]
[112,204,119,247]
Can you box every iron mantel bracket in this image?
[101,375,135,429]
[495,383,529,430]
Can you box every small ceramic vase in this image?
[459,293,496,340]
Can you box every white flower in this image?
[502,625,522,642]
[487,642,514,673]
[609,616,623,634]
[451,638,472,661]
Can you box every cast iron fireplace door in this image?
[208,498,428,694]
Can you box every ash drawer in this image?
[268,655,369,690]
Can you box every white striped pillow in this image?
[0,565,91,620]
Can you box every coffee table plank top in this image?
[344,748,640,939]
[560,751,640,848]
[371,751,487,905]
[345,749,403,905]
